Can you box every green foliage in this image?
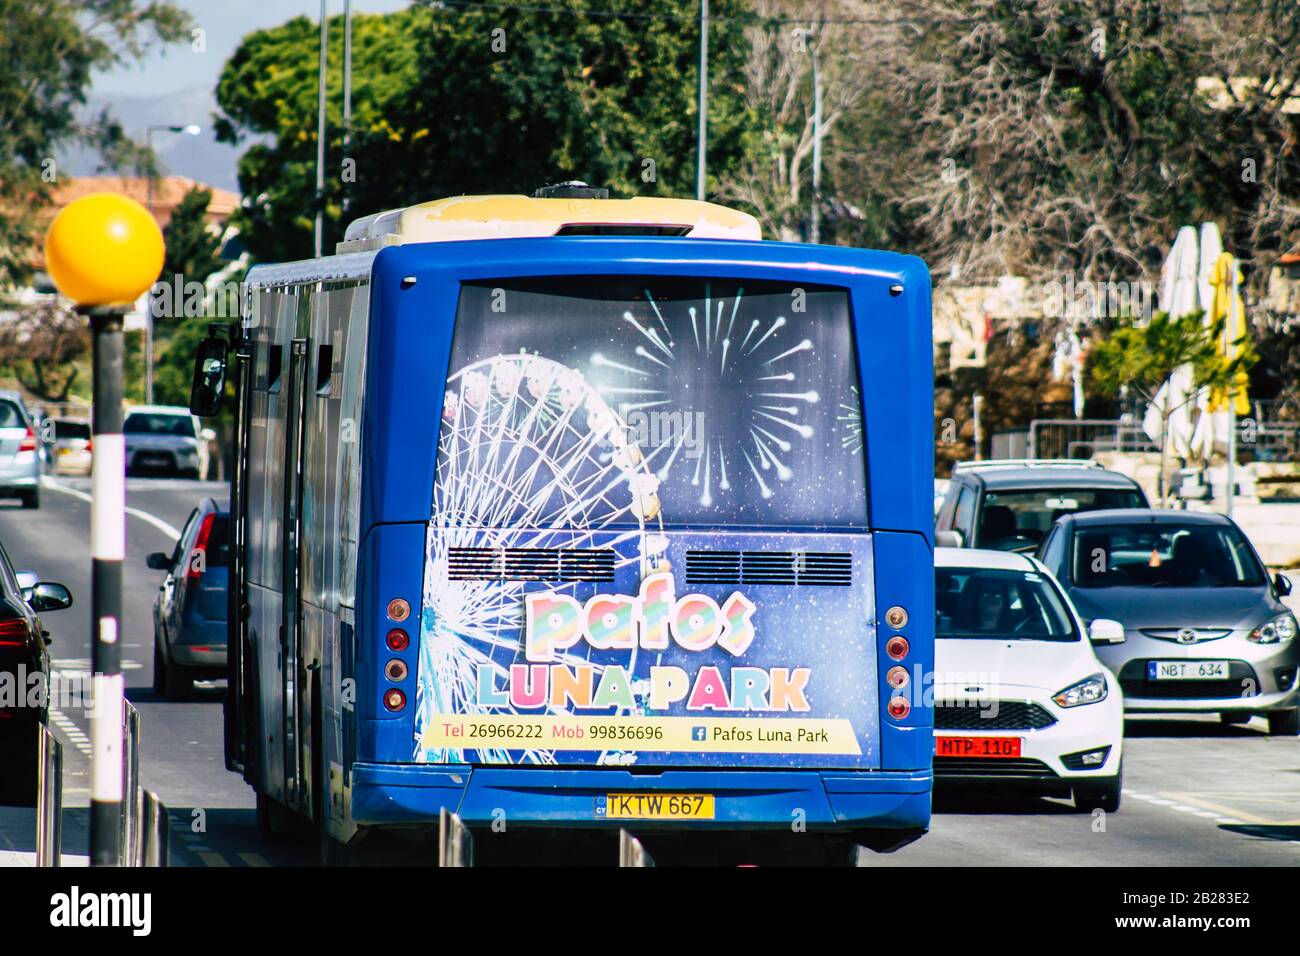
[1089,311,1255,409]
[0,0,190,284]
[214,1,759,262]
[162,186,224,290]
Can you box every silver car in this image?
[123,405,213,479]
[0,390,41,508]
[1038,509,1298,735]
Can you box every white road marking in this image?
[41,476,181,541]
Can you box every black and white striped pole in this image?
[44,194,165,866]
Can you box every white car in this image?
[933,547,1126,811]
[123,405,214,480]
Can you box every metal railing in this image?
[618,830,655,867]
[438,808,473,867]
[36,726,62,867]
[1028,419,1158,460]
[117,700,168,867]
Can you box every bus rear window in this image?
[434,277,868,528]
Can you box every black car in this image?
[0,540,72,805]
[936,460,1148,551]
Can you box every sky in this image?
[95,0,413,97]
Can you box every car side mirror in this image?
[1088,618,1125,644]
[190,335,229,417]
[935,530,963,548]
[1275,573,1293,597]
[199,427,217,443]
[146,552,172,571]
[23,582,73,613]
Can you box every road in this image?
[1,475,1297,866]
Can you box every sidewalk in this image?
[0,804,89,867]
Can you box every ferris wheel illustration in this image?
[415,353,666,765]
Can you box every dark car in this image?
[0,540,72,805]
[1038,509,1298,735]
[148,498,229,699]
[936,460,1148,551]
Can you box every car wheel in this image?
[157,643,190,700]
[20,489,39,509]
[152,640,170,695]
[1074,768,1122,813]
[1267,709,1299,736]
[1219,712,1253,725]
[0,726,39,807]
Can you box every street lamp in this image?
[144,123,200,406]
[807,25,823,244]
[44,194,165,866]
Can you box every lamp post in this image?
[144,123,200,406]
[44,195,165,866]
[808,26,823,244]
[696,0,708,200]
[315,0,329,257]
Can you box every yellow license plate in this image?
[600,793,715,820]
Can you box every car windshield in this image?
[976,486,1146,550]
[124,413,194,437]
[936,567,1078,641]
[1069,522,1266,588]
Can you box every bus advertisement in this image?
[191,187,935,865]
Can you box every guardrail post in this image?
[437,808,473,867]
[36,726,62,867]
[119,701,140,866]
[618,830,654,867]
[136,790,169,867]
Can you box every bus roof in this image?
[337,194,762,252]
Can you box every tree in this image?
[1090,310,1256,505]
[822,0,1300,293]
[213,1,759,264]
[0,0,190,286]
[0,300,90,401]
[162,186,224,290]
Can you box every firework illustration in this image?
[589,283,820,506]
[837,385,863,454]
[416,354,664,764]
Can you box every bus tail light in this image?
[887,696,910,720]
[885,606,908,629]
[886,665,909,689]
[885,635,909,660]
[385,659,408,682]
[384,689,406,712]
[386,628,409,651]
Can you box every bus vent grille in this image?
[685,550,852,587]
[447,547,615,582]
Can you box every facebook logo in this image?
[691,726,708,742]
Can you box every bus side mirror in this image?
[190,336,229,417]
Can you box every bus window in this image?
[435,277,868,528]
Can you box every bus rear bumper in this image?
[350,763,932,831]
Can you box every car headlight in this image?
[1053,673,1108,708]
[1249,613,1298,644]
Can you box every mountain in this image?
[57,86,246,193]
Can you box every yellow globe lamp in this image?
[44,193,165,308]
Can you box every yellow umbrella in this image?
[1207,251,1250,416]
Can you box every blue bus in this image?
[191,186,935,864]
